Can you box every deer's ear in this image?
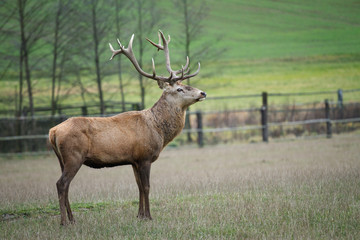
[157,81,169,89]
[162,82,171,91]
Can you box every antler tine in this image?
[157,30,170,44]
[127,34,135,53]
[167,34,171,44]
[167,72,173,81]
[146,30,169,51]
[158,30,166,43]
[109,43,122,60]
[184,56,189,70]
[157,30,174,75]
[151,58,156,77]
[174,56,190,75]
[109,33,173,85]
[146,37,163,51]
[183,67,190,75]
[180,66,184,79]
[109,31,200,87]
[176,62,201,81]
[117,38,123,48]
[146,30,177,77]
[158,31,161,45]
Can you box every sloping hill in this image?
[203,0,360,60]
[0,0,359,112]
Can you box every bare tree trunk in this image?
[76,69,87,107]
[91,1,105,115]
[18,43,23,117]
[183,0,191,86]
[18,0,34,117]
[51,0,62,116]
[115,0,126,112]
[24,49,34,117]
[17,41,24,151]
[55,51,66,106]
[136,0,145,110]
[183,0,192,142]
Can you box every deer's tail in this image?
[49,128,64,171]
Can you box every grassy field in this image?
[1,133,359,239]
[2,53,359,113]
[205,0,360,60]
[1,0,359,113]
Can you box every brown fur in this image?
[49,82,206,225]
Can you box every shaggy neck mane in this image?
[149,93,186,147]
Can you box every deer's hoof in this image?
[137,214,152,221]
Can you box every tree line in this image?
[0,0,211,117]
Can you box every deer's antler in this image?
[109,30,200,88]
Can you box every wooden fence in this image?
[187,99,360,147]
[185,88,360,147]
[0,89,360,154]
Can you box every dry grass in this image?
[1,134,360,239]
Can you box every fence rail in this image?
[1,88,360,153]
[0,101,141,117]
[182,118,360,134]
[207,88,360,99]
[1,116,359,149]
[0,134,48,141]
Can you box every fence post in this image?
[196,111,204,148]
[185,110,193,143]
[261,92,268,142]
[16,116,24,152]
[337,89,343,107]
[132,103,141,111]
[57,105,62,115]
[325,99,332,138]
[81,106,88,116]
[337,89,344,119]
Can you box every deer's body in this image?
[50,91,188,170]
[49,31,205,225]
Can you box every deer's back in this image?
[49,112,163,168]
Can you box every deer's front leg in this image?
[132,165,145,218]
[138,162,152,220]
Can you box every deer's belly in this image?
[83,156,132,168]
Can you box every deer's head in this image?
[109,30,206,108]
[161,81,206,109]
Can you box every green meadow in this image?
[1,0,359,112]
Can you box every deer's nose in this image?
[200,92,207,97]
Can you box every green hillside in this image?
[205,0,360,60]
[179,0,360,110]
[1,0,359,113]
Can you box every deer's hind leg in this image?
[56,154,83,225]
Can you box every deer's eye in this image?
[177,88,184,93]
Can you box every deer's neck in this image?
[148,94,186,147]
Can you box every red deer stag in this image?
[49,30,206,225]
